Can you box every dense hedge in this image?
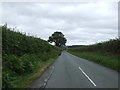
[68,38,120,55]
[2,25,58,56]
[68,38,119,72]
[2,25,61,88]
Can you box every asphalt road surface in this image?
[31,51,118,88]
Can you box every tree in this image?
[48,31,67,47]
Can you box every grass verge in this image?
[2,25,61,89]
[12,56,58,88]
[68,51,119,72]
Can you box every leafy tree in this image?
[48,31,67,47]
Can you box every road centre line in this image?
[78,67,96,86]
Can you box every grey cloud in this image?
[1,2,118,45]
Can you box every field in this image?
[68,38,120,72]
[2,25,61,88]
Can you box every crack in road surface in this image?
[41,66,55,88]
[31,51,118,88]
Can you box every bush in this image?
[68,38,120,55]
[2,25,61,88]
[2,72,15,88]
[3,55,24,75]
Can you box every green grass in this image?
[68,38,120,55]
[68,38,119,72]
[13,56,58,88]
[68,51,119,72]
[2,25,61,89]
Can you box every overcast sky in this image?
[0,2,118,45]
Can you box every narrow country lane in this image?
[31,51,118,88]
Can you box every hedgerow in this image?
[68,38,120,55]
[2,25,61,88]
[68,38,119,71]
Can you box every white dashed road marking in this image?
[79,66,96,86]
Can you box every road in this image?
[31,51,118,88]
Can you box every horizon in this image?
[0,2,118,45]
[2,24,118,46]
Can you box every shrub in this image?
[2,25,61,88]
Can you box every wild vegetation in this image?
[2,25,61,88]
[68,38,120,71]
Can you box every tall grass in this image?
[68,38,120,55]
[68,38,119,72]
[69,51,118,71]
[2,25,61,88]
